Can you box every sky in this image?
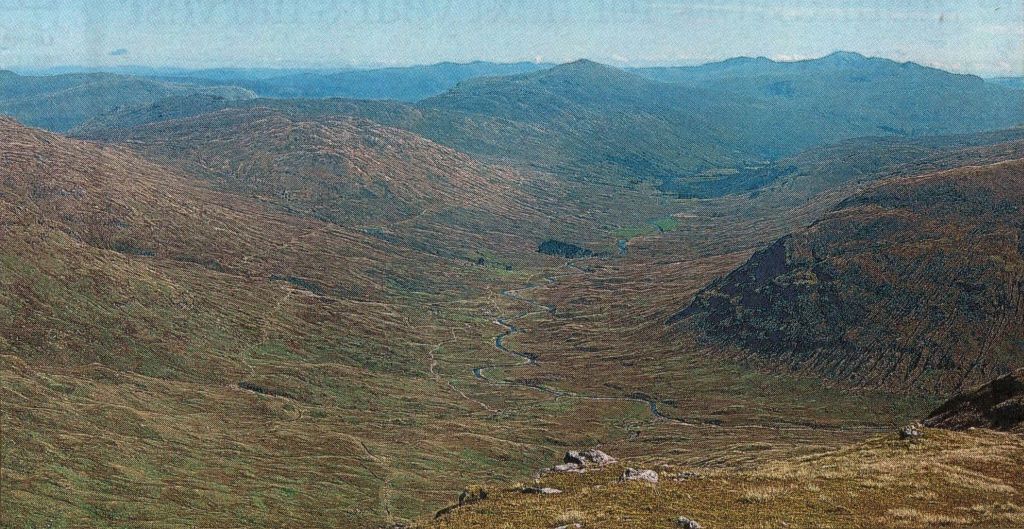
[1,0,1021,76]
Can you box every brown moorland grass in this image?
[1,117,816,528]
[426,428,1024,529]
[5,116,1024,529]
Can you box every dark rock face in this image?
[667,236,795,326]
[538,239,593,258]
[924,369,1024,433]
[668,160,1024,394]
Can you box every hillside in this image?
[422,428,1024,529]
[418,54,1024,182]
[0,70,255,131]
[6,112,976,529]
[10,53,1024,529]
[0,116,464,299]
[669,158,1024,394]
[417,60,763,179]
[77,104,688,263]
[83,107,530,226]
[422,368,1024,529]
[6,117,760,529]
[1,117,601,528]
[661,127,1024,199]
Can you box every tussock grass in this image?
[738,485,786,504]
[554,509,589,525]
[426,429,1024,529]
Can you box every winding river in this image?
[471,262,693,424]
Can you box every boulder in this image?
[521,486,563,494]
[676,516,702,529]
[552,449,615,473]
[899,424,923,439]
[564,449,615,467]
[620,468,659,483]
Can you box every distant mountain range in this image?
[633,51,1024,140]
[989,76,1024,90]
[0,70,255,132]
[233,61,554,100]
[71,53,1024,188]
[17,61,553,101]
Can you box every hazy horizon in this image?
[2,0,1021,76]
[8,51,1024,80]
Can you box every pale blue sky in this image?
[1,0,1021,75]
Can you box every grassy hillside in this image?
[416,54,1024,183]
[670,158,1024,394]
[8,54,1024,529]
[660,127,1024,199]
[8,112,987,528]
[423,428,1024,529]
[77,104,691,263]
[9,117,887,529]
[80,107,539,237]
[1,118,610,527]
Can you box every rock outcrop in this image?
[620,468,659,483]
[552,449,616,472]
[924,369,1024,433]
[458,485,488,506]
[676,516,702,529]
[521,486,562,494]
[899,424,924,439]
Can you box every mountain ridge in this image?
[669,157,1024,394]
[0,70,255,132]
[69,54,1024,187]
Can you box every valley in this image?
[2,50,1024,529]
